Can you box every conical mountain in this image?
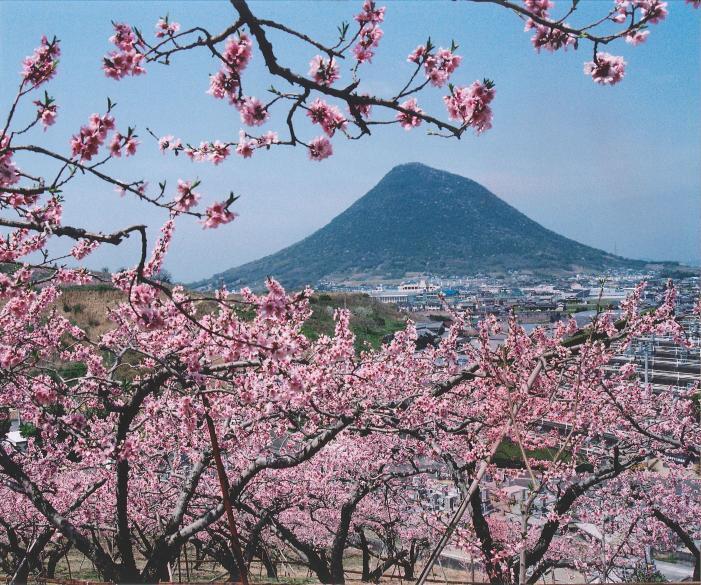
[194,163,644,290]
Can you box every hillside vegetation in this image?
[54,286,405,352]
[195,163,646,291]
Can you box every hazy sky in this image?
[1,1,699,281]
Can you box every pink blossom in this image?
[0,347,23,369]
[584,52,626,85]
[0,137,20,191]
[116,437,138,461]
[109,23,138,52]
[185,141,230,164]
[523,0,553,18]
[21,36,60,87]
[529,24,578,52]
[407,45,427,64]
[70,113,115,161]
[130,283,165,329]
[158,135,182,152]
[258,131,279,147]
[202,201,237,228]
[174,179,201,212]
[625,30,650,45]
[208,34,252,103]
[354,0,385,24]
[237,96,269,126]
[33,98,57,130]
[70,239,100,260]
[424,47,462,87]
[30,197,62,226]
[103,50,145,80]
[639,0,668,23]
[307,136,333,161]
[34,385,57,406]
[236,131,256,158]
[208,70,240,103]
[353,0,386,64]
[396,98,423,130]
[687,0,701,7]
[612,12,627,23]
[109,133,123,157]
[155,17,180,38]
[443,80,495,133]
[353,25,384,64]
[103,23,145,80]
[306,98,347,137]
[308,55,340,86]
[125,136,138,156]
[208,140,230,164]
[222,33,253,71]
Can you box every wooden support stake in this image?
[201,393,249,585]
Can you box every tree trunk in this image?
[357,530,372,582]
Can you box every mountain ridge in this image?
[193,163,647,290]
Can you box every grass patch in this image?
[302,293,406,352]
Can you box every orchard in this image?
[0,1,699,584]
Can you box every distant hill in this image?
[194,163,647,290]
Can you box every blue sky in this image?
[1,1,699,281]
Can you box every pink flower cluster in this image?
[202,201,237,228]
[0,347,22,370]
[109,131,139,157]
[29,196,62,227]
[174,179,201,212]
[625,30,650,45]
[354,0,386,25]
[425,48,462,87]
[69,113,115,161]
[208,34,252,104]
[103,23,145,80]
[407,45,462,87]
[34,100,57,130]
[396,98,423,130]
[307,99,347,137]
[612,1,667,34]
[184,140,231,164]
[0,136,20,193]
[584,52,626,85]
[56,267,93,286]
[70,239,100,260]
[353,25,383,64]
[237,96,269,126]
[144,219,174,278]
[521,1,578,53]
[444,81,495,133]
[21,36,60,87]
[308,55,340,87]
[308,136,333,161]
[158,135,183,153]
[130,284,165,330]
[155,17,180,38]
[34,384,57,406]
[528,23,578,52]
[236,131,279,159]
[0,230,46,262]
[638,0,668,23]
[353,1,386,64]
[523,0,553,17]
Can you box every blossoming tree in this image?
[0,1,699,584]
